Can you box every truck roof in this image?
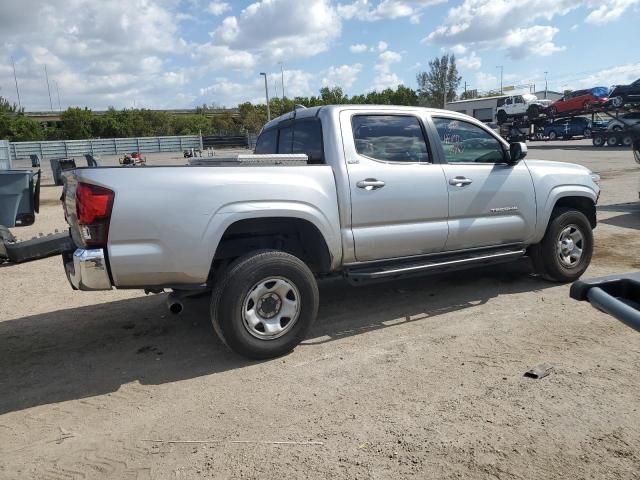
[263,104,459,130]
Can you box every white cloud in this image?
[337,0,443,22]
[200,69,315,106]
[585,0,640,24]
[377,50,402,65]
[207,1,231,16]
[560,62,640,90]
[503,26,565,58]
[350,43,368,53]
[425,0,636,58]
[458,52,482,70]
[377,41,389,52]
[322,64,363,88]
[192,43,256,70]
[0,0,189,109]
[371,48,403,90]
[212,0,341,61]
[474,72,499,92]
[371,72,404,91]
[450,44,467,55]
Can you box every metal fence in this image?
[0,140,11,169]
[8,135,203,161]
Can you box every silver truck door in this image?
[340,110,449,262]
[429,115,537,251]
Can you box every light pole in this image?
[44,64,53,111]
[260,72,271,121]
[279,62,285,100]
[496,65,503,94]
[544,71,548,99]
[11,56,21,110]
[54,80,62,111]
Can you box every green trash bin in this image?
[0,169,40,227]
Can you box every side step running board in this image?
[345,248,526,284]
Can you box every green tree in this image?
[61,107,93,139]
[319,86,348,104]
[0,114,45,141]
[416,54,461,108]
[0,96,22,114]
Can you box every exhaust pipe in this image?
[167,293,184,315]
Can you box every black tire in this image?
[607,135,619,146]
[592,134,605,147]
[527,104,539,118]
[583,128,592,138]
[529,208,593,282]
[611,96,625,108]
[210,250,319,359]
[548,130,557,140]
[497,110,507,125]
[612,125,623,132]
[622,135,633,147]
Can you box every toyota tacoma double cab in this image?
[496,94,552,124]
[45,106,600,359]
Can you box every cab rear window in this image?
[254,118,324,163]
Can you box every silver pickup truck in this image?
[59,105,600,358]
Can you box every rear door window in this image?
[292,120,324,163]
[277,126,293,154]
[255,128,277,154]
[352,115,430,163]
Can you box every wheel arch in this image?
[534,189,598,243]
[208,215,336,281]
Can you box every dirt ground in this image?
[1,141,639,479]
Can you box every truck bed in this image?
[64,164,342,287]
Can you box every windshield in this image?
[591,87,608,98]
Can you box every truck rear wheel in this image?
[210,250,319,359]
[529,208,593,282]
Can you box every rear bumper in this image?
[63,248,112,291]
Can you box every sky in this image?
[0,0,639,111]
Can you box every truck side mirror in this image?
[509,142,527,164]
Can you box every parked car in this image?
[607,111,640,131]
[544,117,593,140]
[3,106,600,359]
[608,78,640,108]
[496,94,552,124]
[548,87,608,116]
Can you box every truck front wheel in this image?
[210,250,319,359]
[529,208,593,282]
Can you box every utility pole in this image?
[496,65,503,94]
[279,62,285,100]
[260,72,271,121]
[544,71,548,99]
[11,56,21,110]
[44,65,53,111]
[54,80,62,111]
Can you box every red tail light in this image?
[76,182,114,247]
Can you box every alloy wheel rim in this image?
[242,277,301,340]
[557,224,584,268]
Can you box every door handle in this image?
[449,176,473,187]
[357,179,386,190]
